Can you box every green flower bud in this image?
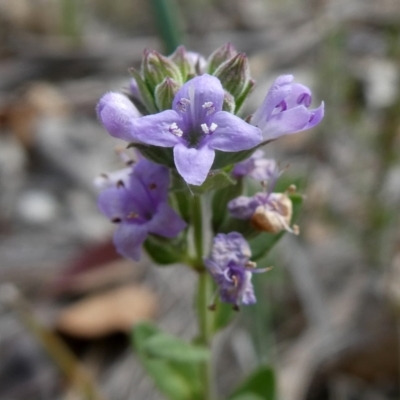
[128,67,157,114]
[213,53,252,100]
[154,77,180,111]
[142,50,183,90]
[207,43,237,74]
[169,46,191,81]
[222,90,235,113]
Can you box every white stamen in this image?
[202,101,215,115]
[169,122,183,137]
[209,122,218,132]
[177,98,190,112]
[201,122,218,135]
[201,123,210,134]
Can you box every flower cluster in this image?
[95,44,324,306]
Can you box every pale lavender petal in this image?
[147,202,187,237]
[133,159,170,202]
[172,74,224,128]
[210,232,251,266]
[132,110,182,147]
[129,79,142,101]
[283,83,312,109]
[228,196,259,219]
[241,272,256,305]
[251,75,293,126]
[173,143,215,186]
[262,105,311,140]
[301,102,324,130]
[208,112,262,151]
[97,92,140,141]
[113,223,148,261]
[97,186,132,220]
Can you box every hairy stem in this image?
[192,195,214,399]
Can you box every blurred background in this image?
[0,0,400,399]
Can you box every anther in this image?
[176,98,190,112]
[245,261,257,269]
[127,212,139,219]
[233,304,240,312]
[201,123,210,134]
[287,184,297,194]
[112,217,122,223]
[169,122,183,137]
[202,101,215,115]
[117,180,125,188]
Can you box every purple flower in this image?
[98,74,262,186]
[96,92,141,141]
[232,149,279,182]
[205,232,269,308]
[97,159,186,261]
[251,75,324,141]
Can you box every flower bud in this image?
[142,50,183,90]
[154,77,179,111]
[207,43,237,74]
[222,90,235,113]
[213,53,252,100]
[251,193,297,234]
[169,46,207,80]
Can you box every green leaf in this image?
[190,170,236,195]
[130,143,175,168]
[211,179,243,232]
[213,300,235,333]
[143,333,210,363]
[212,148,256,170]
[144,235,185,265]
[229,366,275,400]
[132,323,204,400]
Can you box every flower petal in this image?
[261,105,311,140]
[172,74,224,128]
[147,202,187,237]
[208,112,262,151]
[132,159,170,203]
[173,143,215,185]
[113,222,148,261]
[97,92,141,141]
[132,110,182,147]
[251,75,293,126]
[302,101,324,131]
[97,186,132,220]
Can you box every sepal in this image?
[144,235,187,265]
[189,170,236,195]
[213,53,252,100]
[155,77,180,111]
[129,143,175,168]
[128,67,157,114]
[142,50,183,90]
[207,43,237,74]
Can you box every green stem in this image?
[192,195,214,399]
